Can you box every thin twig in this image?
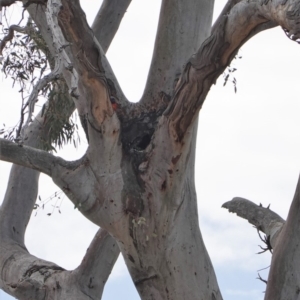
[257,265,270,272]
[22,59,61,129]
[256,227,273,254]
[257,273,268,285]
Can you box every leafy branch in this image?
[0,15,81,150]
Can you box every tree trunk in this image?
[45,0,221,298]
[111,123,222,300]
[1,0,300,299]
[264,175,300,300]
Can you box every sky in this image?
[1,1,300,300]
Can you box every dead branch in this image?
[223,197,285,249]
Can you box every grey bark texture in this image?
[91,0,132,54]
[0,0,299,299]
[264,175,300,299]
[223,197,285,249]
[0,1,123,299]
[223,175,300,299]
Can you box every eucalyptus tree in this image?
[0,0,299,299]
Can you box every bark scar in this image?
[134,274,158,286]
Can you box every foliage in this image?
[40,80,80,151]
[223,53,242,93]
[0,15,80,150]
[1,19,49,90]
[34,190,65,216]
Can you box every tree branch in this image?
[0,138,73,176]
[0,0,46,12]
[141,0,214,110]
[0,80,75,244]
[222,197,285,248]
[211,0,242,33]
[24,65,62,128]
[0,7,128,291]
[0,76,118,300]
[22,0,127,133]
[23,0,123,143]
[0,244,65,299]
[264,174,300,300]
[0,25,30,55]
[0,0,18,9]
[91,0,132,53]
[47,0,111,122]
[45,0,128,130]
[164,0,298,142]
[0,97,119,299]
[0,238,118,299]
[74,229,120,298]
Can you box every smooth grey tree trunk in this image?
[0,0,300,299]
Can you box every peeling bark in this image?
[38,1,222,299]
[1,0,300,299]
[0,0,127,298]
[165,0,300,141]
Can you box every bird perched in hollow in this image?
[110,96,118,111]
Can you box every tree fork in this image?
[1,0,300,299]
[0,0,131,297]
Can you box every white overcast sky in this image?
[1,1,300,300]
